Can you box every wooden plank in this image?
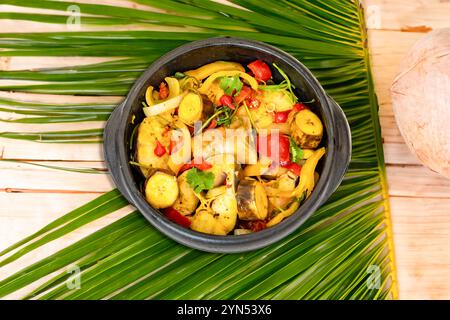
[380,115,404,144]
[0,191,135,299]
[0,138,104,161]
[364,0,450,31]
[390,196,450,299]
[0,91,122,104]
[386,165,450,198]
[0,161,113,192]
[383,143,421,166]
[0,0,448,301]
[0,57,113,71]
[0,193,133,252]
[368,29,423,113]
[0,193,102,248]
[0,119,104,133]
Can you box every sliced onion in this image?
[143,94,183,117]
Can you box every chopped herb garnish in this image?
[216,106,237,127]
[289,137,303,163]
[187,167,215,193]
[219,75,243,96]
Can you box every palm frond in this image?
[0,0,397,299]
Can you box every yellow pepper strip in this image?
[266,199,300,227]
[198,71,259,95]
[291,147,326,198]
[267,147,326,227]
[185,61,244,81]
[145,85,154,106]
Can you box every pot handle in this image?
[103,102,134,204]
[325,96,352,199]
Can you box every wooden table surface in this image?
[0,0,449,299]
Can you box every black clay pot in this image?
[104,37,351,253]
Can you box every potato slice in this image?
[178,92,203,125]
[145,171,179,209]
[259,90,293,112]
[190,184,237,235]
[172,170,199,215]
[236,180,268,220]
[135,117,170,177]
[250,105,273,129]
[290,109,323,148]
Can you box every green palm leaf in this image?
[0,0,398,299]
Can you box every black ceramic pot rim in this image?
[104,37,351,253]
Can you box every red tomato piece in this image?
[293,103,307,112]
[163,207,191,228]
[154,139,166,157]
[247,97,261,109]
[257,134,290,164]
[207,118,217,129]
[247,60,272,82]
[179,159,213,173]
[274,110,290,123]
[234,86,253,104]
[281,162,302,176]
[159,82,169,100]
[219,95,235,109]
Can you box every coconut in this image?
[391,28,450,178]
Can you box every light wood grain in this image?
[390,196,450,300]
[0,138,104,161]
[386,165,450,198]
[0,161,112,192]
[364,0,450,31]
[364,0,450,300]
[0,192,134,300]
[0,0,449,300]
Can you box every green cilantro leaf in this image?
[186,168,215,193]
[219,75,243,96]
[216,106,236,127]
[289,138,303,163]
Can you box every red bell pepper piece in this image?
[219,95,235,109]
[207,118,217,129]
[293,103,307,112]
[163,207,191,228]
[179,159,213,173]
[281,162,302,176]
[273,110,290,123]
[247,97,261,109]
[154,139,166,157]
[247,60,272,82]
[257,134,290,164]
[234,86,252,104]
[158,82,169,100]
